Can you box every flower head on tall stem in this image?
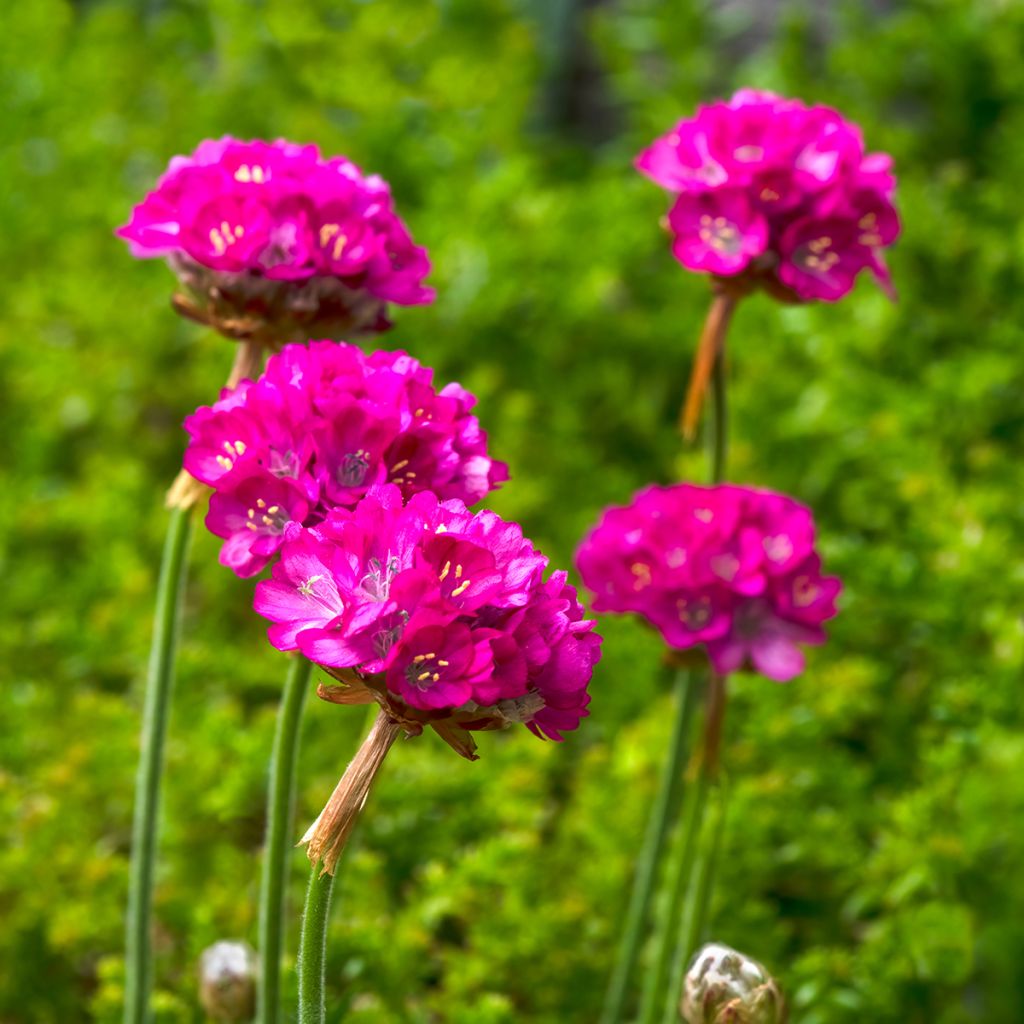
[118,137,434,346]
[183,342,509,577]
[254,485,602,873]
[575,483,840,682]
[639,90,900,438]
[638,90,899,304]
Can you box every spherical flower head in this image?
[637,90,899,302]
[682,943,786,1024]
[117,137,434,343]
[575,483,840,682]
[183,341,509,577]
[253,485,602,755]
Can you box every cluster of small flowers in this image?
[576,483,840,681]
[119,137,433,305]
[183,341,508,577]
[255,485,601,740]
[637,89,899,301]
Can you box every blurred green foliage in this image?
[2,0,1023,1021]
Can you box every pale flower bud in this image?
[681,943,786,1024]
[198,940,257,1022]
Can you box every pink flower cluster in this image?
[118,137,432,305]
[636,89,899,301]
[255,486,601,739]
[183,341,508,577]
[575,484,841,681]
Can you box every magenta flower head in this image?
[256,485,602,872]
[182,341,509,577]
[575,483,840,682]
[118,137,434,343]
[637,90,899,302]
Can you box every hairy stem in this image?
[124,506,193,1024]
[600,670,698,1024]
[297,865,336,1024]
[257,656,313,1024]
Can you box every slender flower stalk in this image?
[297,865,337,1024]
[641,352,732,1024]
[647,676,728,1024]
[636,687,710,1024]
[666,783,730,1023]
[257,655,314,1024]
[681,284,741,442]
[599,669,699,1024]
[124,506,193,1024]
[125,340,270,1024]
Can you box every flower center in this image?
[215,439,247,472]
[858,212,882,247]
[698,215,743,255]
[360,556,398,602]
[319,223,349,261]
[234,164,268,184]
[710,553,740,581]
[666,547,686,569]
[208,220,245,256]
[439,559,473,599]
[389,458,418,486]
[676,596,712,629]
[267,448,300,479]
[792,575,820,607]
[763,535,793,564]
[338,449,371,487]
[404,651,452,691]
[244,498,288,534]
[296,574,325,598]
[796,236,840,274]
[733,144,764,163]
[631,562,652,591]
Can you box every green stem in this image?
[124,506,193,1024]
[257,656,313,1024]
[297,865,336,1024]
[663,783,729,1023]
[636,727,710,1024]
[600,670,698,1024]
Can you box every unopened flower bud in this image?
[199,940,257,1022]
[681,943,786,1024]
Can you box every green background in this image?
[2,0,1023,1020]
